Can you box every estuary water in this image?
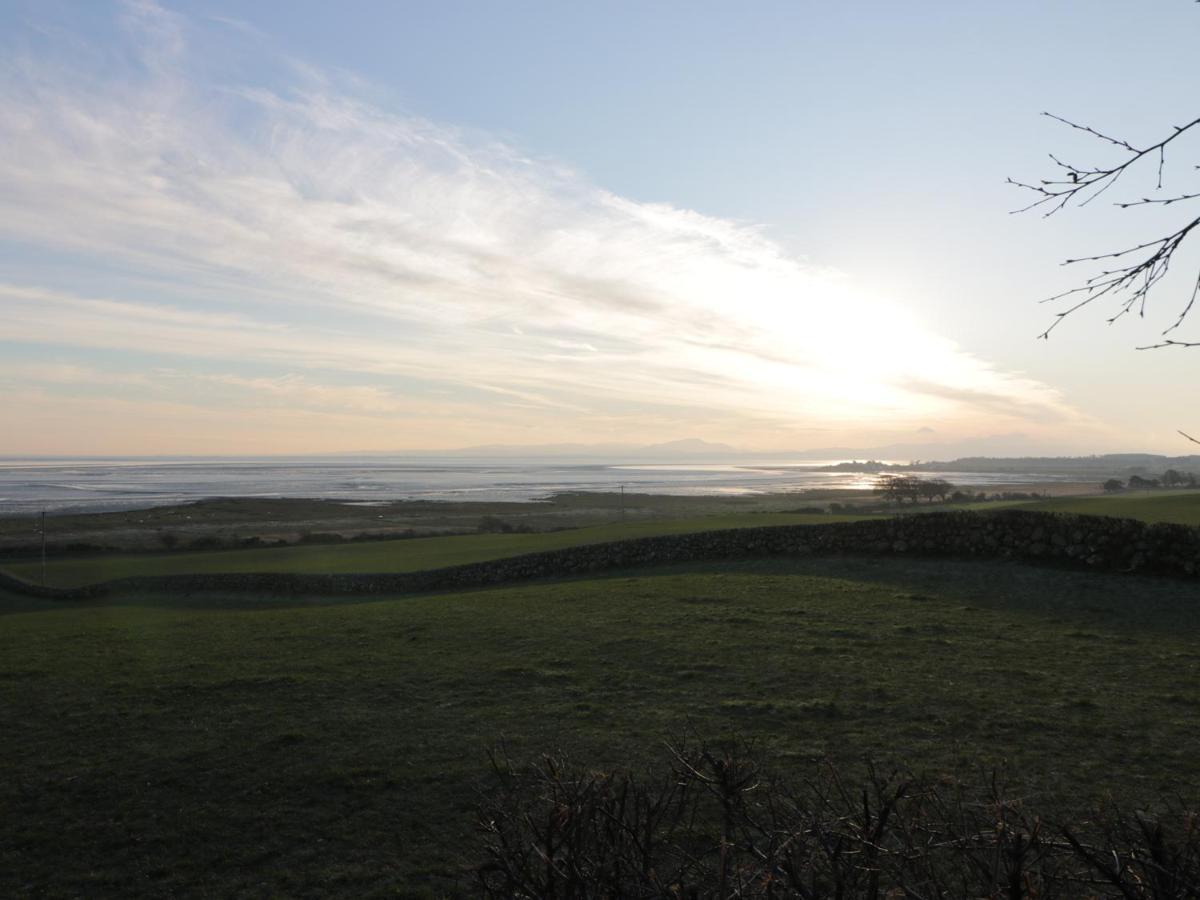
[0,456,1073,515]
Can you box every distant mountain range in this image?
[415,438,1200,475]
[910,455,1200,475]
[435,438,738,458]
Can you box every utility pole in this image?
[40,509,47,587]
[620,484,625,523]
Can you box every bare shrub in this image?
[478,739,1200,898]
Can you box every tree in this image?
[874,474,922,505]
[918,478,953,503]
[1102,477,1124,493]
[873,474,903,505]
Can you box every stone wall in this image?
[0,568,107,600]
[3,510,1198,602]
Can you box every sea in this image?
[0,456,1078,516]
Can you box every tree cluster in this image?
[873,475,954,505]
[1104,470,1198,492]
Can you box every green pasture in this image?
[1017,490,1200,525]
[8,490,1200,591]
[2,511,869,588]
[9,490,1200,590]
[929,489,1200,524]
[3,556,1199,896]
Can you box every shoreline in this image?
[0,476,1103,519]
[0,457,1110,519]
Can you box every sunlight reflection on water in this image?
[0,456,1073,515]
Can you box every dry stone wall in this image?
[3,510,1198,602]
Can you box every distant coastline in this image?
[0,452,1187,517]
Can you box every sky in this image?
[1,0,1198,457]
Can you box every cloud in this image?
[0,362,151,388]
[0,1,1098,451]
[199,374,415,415]
[895,377,1074,426]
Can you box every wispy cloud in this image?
[0,361,151,388]
[0,1,1103,452]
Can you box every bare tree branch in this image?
[1010,113,1200,343]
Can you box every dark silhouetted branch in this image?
[1010,113,1200,343]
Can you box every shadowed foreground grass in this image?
[3,556,1200,896]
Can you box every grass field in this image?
[2,511,869,588]
[8,490,1200,590]
[4,556,1199,896]
[1015,490,1200,525]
